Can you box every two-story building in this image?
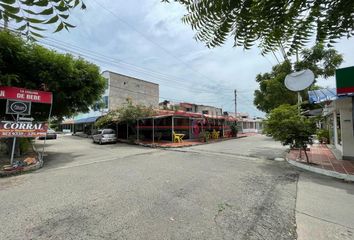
[159,101,222,116]
[308,66,354,160]
[104,71,159,109]
[60,71,159,134]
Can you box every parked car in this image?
[92,129,117,144]
[38,128,57,140]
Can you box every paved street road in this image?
[0,135,351,239]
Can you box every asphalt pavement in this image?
[0,134,352,240]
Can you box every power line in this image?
[107,84,223,105]
[234,89,237,115]
[1,23,260,113]
[38,39,226,97]
[40,38,256,107]
[2,22,257,95]
[2,21,236,94]
[39,38,240,96]
[90,0,237,94]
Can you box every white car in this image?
[92,129,117,144]
[38,128,57,140]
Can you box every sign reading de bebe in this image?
[0,121,48,138]
[0,86,52,104]
[6,100,31,115]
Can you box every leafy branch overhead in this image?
[164,0,354,55]
[0,0,86,39]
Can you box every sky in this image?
[23,0,354,117]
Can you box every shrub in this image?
[317,129,330,143]
[264,104,316,163]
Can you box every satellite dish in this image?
[285,69,314,92]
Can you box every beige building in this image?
[227,112,264,133]
[323,97,354,160]
[60,71,159,134]
[159,101,222,116]
[102,71,159,109]
[308,66,354,160]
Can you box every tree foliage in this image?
[95,99,156,128]
[164,0,354,55]
[0,0,86,39]
[294,44,344,78]
[254,44,343,113]
[0,30,106,120]
[264,104,316,162]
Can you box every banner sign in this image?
[0,121,48,138]
[336,66,354,95]
[6,100,31,115]
[0,86,52,104]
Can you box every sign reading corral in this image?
[0,121,48,138]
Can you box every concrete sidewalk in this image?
[287,144,354,181]
[296,172,354,240]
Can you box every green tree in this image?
[254,44,343,113]
[0,30,106,120]
[95,99,156,128]
[254,61,295,113]
[264,104,316,163]
[164,0,354,55]
[0,0,86,39]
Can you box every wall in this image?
[106,71,159,109]
[332,111,343,153]
[240,119,263,133]
[195,105,222,116]
[337,97,354,160]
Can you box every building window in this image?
[202,110,209,114]
[103,96,108,109]
[93,96,108,111]
[337,113,342,145]
[104,78,109,90]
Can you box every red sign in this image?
[0,86,52,104]
[0,121,48,138]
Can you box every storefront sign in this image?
[0,86,52,104]
[6,100,31,115]
[0,121,48,138]
[336,66,354,95]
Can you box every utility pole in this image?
[4,16,9,29]
[234,89,237,117]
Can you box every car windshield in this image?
[104,129,115,134]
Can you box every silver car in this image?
[92,129,117,144]
[38,128,57,140]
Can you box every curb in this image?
[135,135,246,149]
[0,158,42,177]
[0,144,43,178]
[286,158,354,182]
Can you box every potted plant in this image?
[230,123,238,137]
[199,131,209,142]
[316,129,330,144]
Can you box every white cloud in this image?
[49,0,354,118]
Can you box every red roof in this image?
[154,110,237,121]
